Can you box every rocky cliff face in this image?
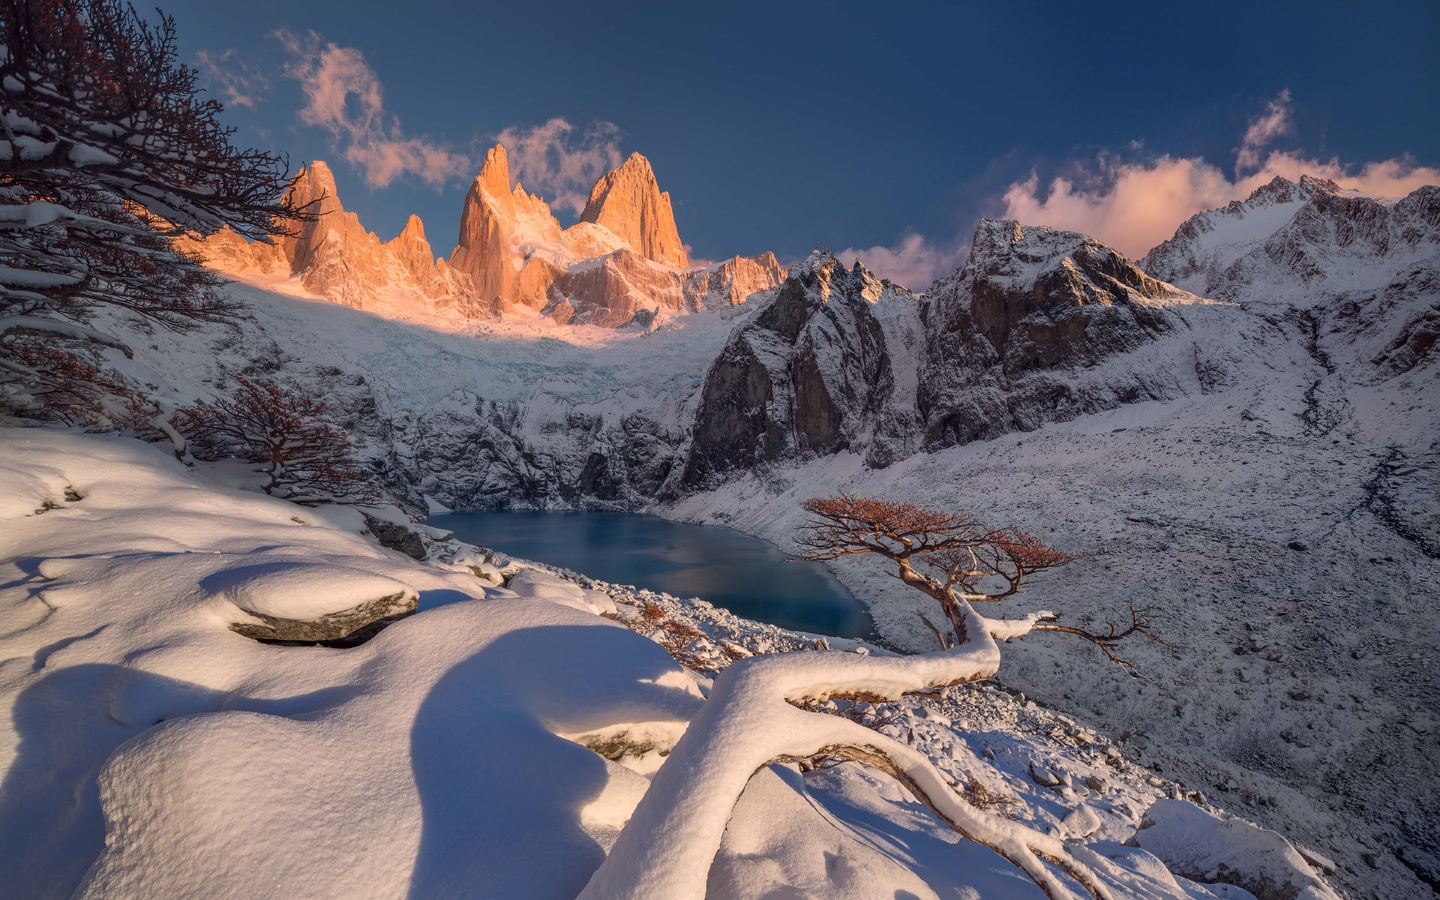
[449,145,525,311]
[182,162,480,315]
[579,152,690,268]
[448,146,770,327]
[918,220,1196,450]
[679,253,915,489]
[397,396,686,510]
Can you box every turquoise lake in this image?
[428,510,873,638]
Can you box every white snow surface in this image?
[0,428,1315,899]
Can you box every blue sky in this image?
[162,0,1440,286]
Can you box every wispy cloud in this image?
[1001,91,1440,259]
[274,30,474,190]
[495,119,624,216]
[195,48,270,110]
[1236,88,1293,173]
[835,233,969,291]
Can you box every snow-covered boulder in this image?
[362,512,428,559]
[506,569,618,616]
[1131,799,1340,900]
[207,561,418,644]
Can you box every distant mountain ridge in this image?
[1143,175,1440,381]
[191,147,783,328]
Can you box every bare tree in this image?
[0,0,311,419]
[798,492,1164,672]
[176,376,376,506]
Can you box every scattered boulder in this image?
[1061,804,1102,838]
[207,562,419,645]
[1028,761,1065,788]
[363,514,427,560]
[1084,774,1110,795]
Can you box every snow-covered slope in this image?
[1143,176,1440,406]
[915,219,1280,453]
[2,429,1335,899]
[1143,175,1440,307]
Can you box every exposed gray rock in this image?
[363,515,427,560]
[398,392,683,510]
[228,591,416,646]
[918,219,1188,451]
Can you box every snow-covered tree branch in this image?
[0,0,312,421]
[579,495,1178,899]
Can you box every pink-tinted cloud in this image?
[275,30,473,190]
[1001,92,1440,259]
[495,119,624,216]
[1236,88,1293,173]
[195,48,269,110]
[835,233,969,291]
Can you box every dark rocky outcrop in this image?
[918,220,1186,450]
[363,514,427,560]
[679,252,913,489]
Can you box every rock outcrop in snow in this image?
[681,252,917,488]
[916,219,1206,451]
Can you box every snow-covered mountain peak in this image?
[1142,176,1440,303]
[188,147,782,328]
[950,218,1187,312]
[788,248,890,306]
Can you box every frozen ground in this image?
[0,428,1339,898]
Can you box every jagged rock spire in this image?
[580,152,689,267]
